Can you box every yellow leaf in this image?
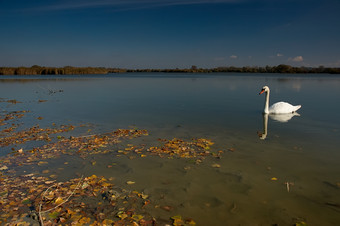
[171,216,184,226]
[89,175,97,179]
[117,211,128,219]
[171,215,182,220]
[295,221,307,226]
[38,161,48,166]
[102,219,114,225]
[101,182,112,187]
[140,193,149,199]
[79,217,91,224]
[271,177,278,181]
[48,211,59,220]
[132,214,143,221]
[126,181,135,185]
[55,197,64,205]
[186,219,197,225]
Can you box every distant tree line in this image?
[0,65,120,75]
[1,64,339,75]
[129,65,340,74]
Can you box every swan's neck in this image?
[264,90,270,114]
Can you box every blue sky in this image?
[1,0,340,68]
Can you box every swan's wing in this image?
[269,102,301,114]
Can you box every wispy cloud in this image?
[29,0,240,12]
[276,53,283,57]
[230,55,238,59]
[288,56,303,62]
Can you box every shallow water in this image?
[1,73,340,225]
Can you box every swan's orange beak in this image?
[259,89,265,95]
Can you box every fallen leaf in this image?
[117,211,128,219]
[55,197,64,205]
[0,165,8,170]
[45,180,55,184]
[185,219,197,225]
[271,177,278,181]
[171,215,184,226]
[48,211,59,220]
[22,199,31,205]
[38,161,48,166]
[161,205,173,211]
[211,163,221,168]
[126,181,135,185]
[132,214,144,221]
[295,221,307,226]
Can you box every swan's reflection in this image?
[258,113,300,140]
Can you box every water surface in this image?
[1,73,340,225]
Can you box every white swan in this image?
[259,86,301,114]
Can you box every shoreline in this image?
[1,64,340,75]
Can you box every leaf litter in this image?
[0,104,228,225]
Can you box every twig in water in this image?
[285,181,294,192]
[38,175,83,225]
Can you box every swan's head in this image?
[259,86,269,95]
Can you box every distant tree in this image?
[274,64,293,73]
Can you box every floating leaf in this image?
[0,165,8,170]
[211,163,221,168]
[132,214,144,221]
[48,211,59,220]
[126,181,135,185]
[103,219,115,224]
[117,211,128,219]
[271,177,278,181]
[38,161,48,166]
[171,215,182,220]
[171,215,184,226]
[185,219,197,225]
[79,217,91,224]
[22,199,31,205]
[55,197,64,205]
[295,221,307,226]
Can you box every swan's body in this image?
[259,86,301,114]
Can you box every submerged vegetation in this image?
[1,64,340,75]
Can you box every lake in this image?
[1,73,340,225]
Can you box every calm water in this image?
[1,73,340,225]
